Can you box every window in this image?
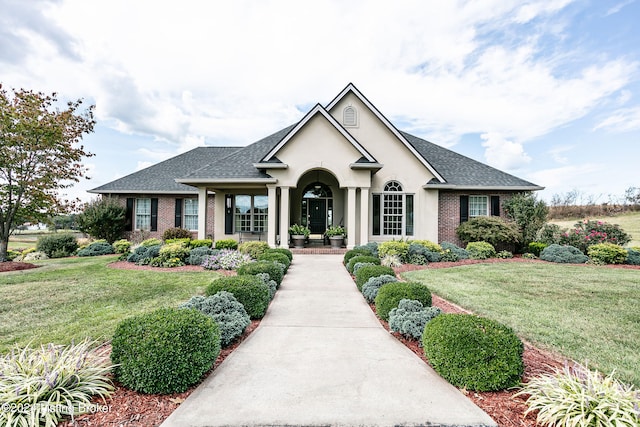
[343,106,357,127]
[469,195,488,217]
[234,195,268,232]
[183,199,198,230]
[135,198,151,230]
[373,181,414,236]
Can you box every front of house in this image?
[90,84,542,248]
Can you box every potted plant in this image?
[288,224,310,248]
[325,225,346,248]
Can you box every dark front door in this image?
[308,199,326,233]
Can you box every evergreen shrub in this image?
[362,274,398,303]
[238,241,270,259]
[187,246,218,266]
[355,265,395,291]
[587,243,628,265]
[206,275,271,319]
[527,241,548,257]
[422,314,524,391]
[346,255,380,274]
[162,227,192,240]
[111,308,220,394]
[189,239,213,249]
[466,241,496,259]
[375,281,432,321]
[258,252,291,269]
[378,241,410,262]
[77,241,115,257]
[540,244,588,264]
[343,248,373,265]
[113,239,131,254]
[625,248,640,266]
[36,233,78,258]
[389,299,441,340]
[265,247,293,262]
[237,260,284,286]
[215,239,238,250]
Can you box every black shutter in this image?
[460,195,469,224]
[491,196,500,216]
[175,198,183,227]
[372,194,381,235]
[225,194,234,234]
[125,198,134,231]
[405,195,414,236]
[150,198,158,232]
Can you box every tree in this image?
[77,197,126,243]
[455,216,520,247]
[502,192,549,250]
[0,86,95,261]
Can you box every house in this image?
[90,83,542,248]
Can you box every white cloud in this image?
[480,133,532,170]
[594,107,640,133]
[548,145,574,164]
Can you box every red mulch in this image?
[0,261,40,272]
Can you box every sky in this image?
[2,0,639,205]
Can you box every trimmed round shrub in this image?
[409,243,441,262]
[354,242,379,257]
[158,242,191,263]
[352,262,375,275]
[140,238,162,247]
[113,239,131,254]
[188,246,218,266]
[389,299,442,340]
[587,243,628,265]
[456,216,520,247]
[540,244,588,264]
[189,239,213,249]
[343,248,373,265]
[265,247,293,262]
[77,241,115,257]
[362,274,398,303]
[440,241,469,260]
[422,314,524,391]
[355,265,395,291]
[162,227,192,240]
[180,292,250,347]
[238,241,270,259]
[237,260,284,286]
[466,241,496,260]
[255,273,277,299]
[409,240,442,253]
[375,281,432,321]
[625,248,640,265]
[378,241,410,262]
[128,244,162,265]
[215,239,238,250]
[36,233,78,258]
[258,252,291,269]
[496,250,513,259]
[346,255,380,274]
[527,241,548,257]
[206,275,271,319]
[111,307,220,394]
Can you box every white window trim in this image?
[469,195,489,217]
[135,198,151,231]
[375,181,414,237]
[234,195,268,233]
[183,198,199,231]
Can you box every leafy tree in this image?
[503,192,549,250]
[0,86,94,261]
[77,197,127,243]
[455,216,520,247]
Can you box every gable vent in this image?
[343,106,357,127]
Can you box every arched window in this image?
[373,181,414,236]
[343,106,357,127]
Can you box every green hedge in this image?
[374,281,432,321]
[206,275,271,319]
[237,260,284,286]
[343,248,372,265]
[266,247,293,262]
[422,314,524,391]
[346,255,380,274]
[354,265,395,291]
[258,252,291,269]
[111,307,220,394]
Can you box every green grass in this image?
[551,211,640,247]
[0,255,219,353]
[403,263,640,387]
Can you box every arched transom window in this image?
[373,181,414,236]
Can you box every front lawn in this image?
[403,263,640,387]
[0,255,218,353]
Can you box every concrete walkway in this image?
[161,255,496,427]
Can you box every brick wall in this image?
[438,191,514,246]
[108,194,215,241]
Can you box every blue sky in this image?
[2,0,639,204]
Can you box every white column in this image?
[347,187,357,249]
[278,187,290,248]
[360,187,369,247]
[267,185,277,247]
[197,187,208,240]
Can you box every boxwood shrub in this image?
[422,314,524,391]
[36,233,78,258]
[375,281,432,321]
[540,244,588,264]
[343,248,373,265]
[77,241,115,257]
[362,274,398,303]
[346,255,380,274]
[587,243,628,265]
[237,260,284,286]
[466,241,496,260]
[265,247,293,262]
[206,275,271,319]
[180,292,250,347]
[354,265,395,291]
[258,252,291,269]
[378,241,410,262]
[238,241,270,259]
[111,307,220,394]
[190,239,213,249]
[113,239,131,254]
[215,239,238,250]
[527,241,548,257]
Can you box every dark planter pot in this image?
[329,236,344,249]
[291,235,306,249]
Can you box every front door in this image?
[308,199,326,234]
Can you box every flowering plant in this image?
[559,219,631,253]
[202,249,252,270]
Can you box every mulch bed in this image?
[0,261,40,272]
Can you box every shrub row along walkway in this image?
[161,254,496,427]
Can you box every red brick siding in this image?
[438,191,514,246]
[108,194,215,241]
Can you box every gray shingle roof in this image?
[89,146,241,194]
[91,125,540,194]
